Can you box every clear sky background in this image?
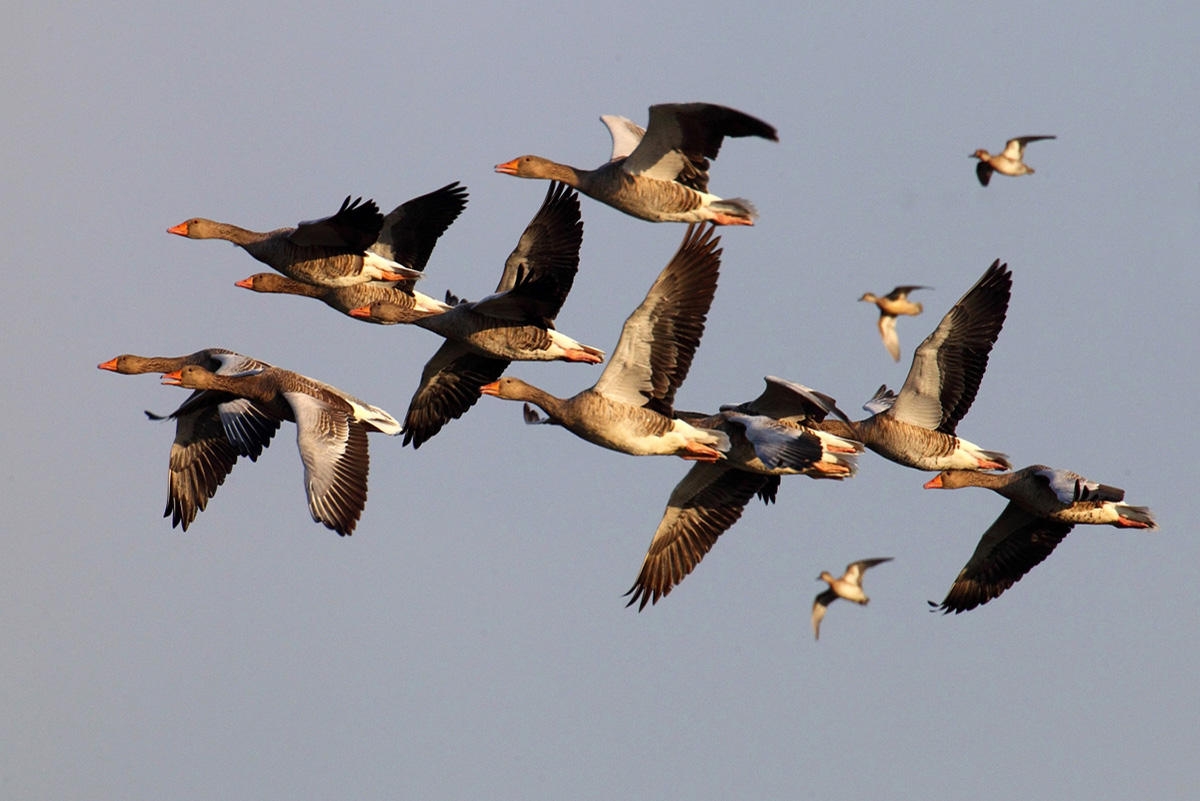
[4,3,1197,799]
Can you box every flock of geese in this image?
[99,103,1154,638]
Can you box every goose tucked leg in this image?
[976,456,1010,470]
[709,212,754,226]
[810,460,854,477]
[561,349,604,364]
[377,268,416,281]
[679,441,725,462]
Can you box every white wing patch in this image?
[600,114,646,162]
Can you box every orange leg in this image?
[378,269,414,282]
[561,349,604,364]
[709,212,754,226]
[679,442,723,462]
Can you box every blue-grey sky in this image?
[4,2,1197,799]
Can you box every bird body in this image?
[925,465,1157,613]
[859,284,928,361]
[972,135,1056,186]
[231,182,469,318]
[496,103,777,224]
[356,295,603,363]
[237,273,450,320]
[481,223,727,461]
[160,363,399,536]
[812,557,893,639]
[486,380,728,460]
[98,348,280,530]
[169,196,427,287]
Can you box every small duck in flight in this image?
[859,284,928,361]
[812,557,893,640]
[971,135,1056,186]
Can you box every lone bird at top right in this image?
[971,135,1055,186]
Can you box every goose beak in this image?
[923,475,944,489]
[494,159,519,175]
[161,369,183,386]
[480,381,501,396]
[166,221,189,236]
[348,305,372,319]
[234,277,254,289]
[97,358,118,371]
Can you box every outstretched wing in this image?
[290,196,383,251]
[372,182,469,271]
[402,342,510,449]
[930,503,1072,614]
[593,224,722,415]
[890,260,1011,433]
[624,103,778,192]
[625,464,772,611]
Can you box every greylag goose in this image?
[481,223,727,459]
[859,284,929,361]
[812,557,893,640]
[495,102,777,225]
[354,183,601,449]
[235,273,449,322]
[624,377,863,610]
[817,260,1012,471]
[231,182,468,318]
[971,136,1056,186]
[167,183,466,287]
[925,465,1156,613]
[160,364,401,536]
[99,349,280,530]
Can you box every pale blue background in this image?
[4,3,1196,799]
